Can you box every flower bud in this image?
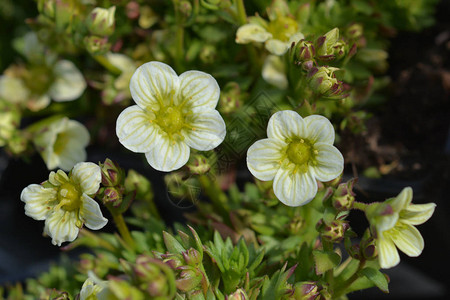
[87,6,116,36]
[199,45,217,64]
[182,248,202,267]
[186,154,211,175]
[332,179,356,211]
[124,169,153,201]
[99,158,124,186]
[292,281,319,300]
[84,35,110,55]
[316,219,350,243]
[134,255,177,298]
[316,28,340,57]
[158,252,184,269]
[0,103,21,147]
[227,288,248,300]
[37,0,56,20]
[361,236,377,260]
[346,23,363,41]
[176,267,203,292]
[307,66,345,98]
[179,1,193,18]
[219,82,242,115]
[292,39,316,64]
[99,186,123,207]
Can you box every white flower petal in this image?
[377,212,399,233]
[178,70,220,112]
[145,137,190,172]
[311,143,344,182]
[72,162,102,195]
[57,146,87,171]
[129,61,179,109]
[0,75,29,104]
[377,237,400,269]
[273,169,318,206]
[267,110,306,141]
[80,195,108,230]
[401,202,436,225]
[247,138,284,181]
[49,60,86,102]
[390,187,413,212]
[116,105,159,153]
[27,94,51,111]
[303,115,335,144]
[392,223,424,257]
[262,55,288,90]
[184,110,226,151]
[20,184,56,220]
[265,39,289,55]
[106,52,136,73]
[44,210,79,246]
[235,24,272,44]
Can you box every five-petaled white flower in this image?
[247,110,344,206]
[20,162,108,246]
[116,61,226,172]
[366,187,436,269]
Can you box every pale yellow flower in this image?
[247,110,344,206]
[32,117,90,171]
[367,187,436,269]
[20,162,108,246]
[262,55,288,89]
[116,61,226,172]
[236,16,303,55]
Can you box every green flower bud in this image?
[134,255,177,298]
[38,0,56,20]
[182,248,202,267]
[291,39,316,64]
[99,186,123,207]
[219,82,242,115]
[307,66,345,98]
[158,252,185,269]
[176,267,203,292]
[293,281,319,300]
[186,154,211,175]
[99,158,124,187]
[316,28,339,56]
[227,288,248,300]
[199,45,217,64]
[346,23,363,41]
[124,169,153,201]
[87,6,116,37]
[316,219,349,243]
[361,236,377,260]
[179,1,193,18]
[84,35,110,55]
[0,102,21,147]
[332,179,356,211]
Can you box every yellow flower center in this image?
[23,65,54,95]
[53,132,69,155]
[155,105,185,135]
[57,182,81,211]
[267,16,298,41]
[286,139,314,166]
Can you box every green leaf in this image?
[313,250,341,275]
[358,267,389,293]
[163,231,186,254]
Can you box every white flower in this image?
[48,60,87,102]
[87,6,116,36]
[235,16,304,55]
[20,162,108,246]
[367,187,436,269]
[262,55,288,89]
[116,61,226,172]
[79,277,106,300]
[32,117,90,171]
[247,110,344,206]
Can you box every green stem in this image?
[322,238,334,286]
[334,258,366,298]
[352,201,368,212]
[234,0,260,75]
[112,213,136,249]
[173,0,185,72]
[198,175,229,216]
[93,55,122,75]
[148,197,162,220]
